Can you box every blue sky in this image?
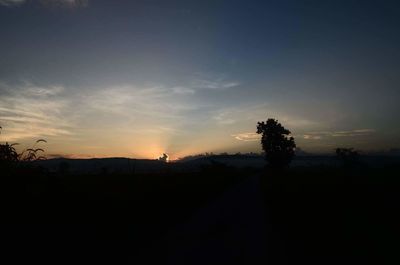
[1,0,399,158]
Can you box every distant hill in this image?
[34,158,168,174]
[33,154,400,175]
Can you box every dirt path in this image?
[151,175,267,264]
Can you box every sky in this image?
[0,0,399,159]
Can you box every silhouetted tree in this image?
[257,118,296,168]
[335,148,360,167]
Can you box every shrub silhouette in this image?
[257,118,296,168]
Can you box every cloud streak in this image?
[192,79,240,90]
[39,0,88,8]
[83,85,199,120]
[231,132,260,142]
[303,129,376,140]
[0,75,238,149]
[232,128,375,145]
[0,0,88,8]
[0,0,24,6]
[169,77,240,95]
[0,83,72,142]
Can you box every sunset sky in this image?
[1,0,399,159]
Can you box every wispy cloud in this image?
[0,0,25,6]
[231,132,260,142]
[212,103,319,129]
[0,79,221,146]
[331,129,376,137]
[39,0,89,8]
[169,76,239,95]
[171,86,196,95]
[213,111,236,125]
[83,85,199,120]
[192,78,240,90]
[303,129,376,140]
[303,134,322,140]
[0,0,89,8]
[230,128,376,153]
[0,83,73,142]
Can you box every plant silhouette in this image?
[257,118,296,168]
[0,126,47,169]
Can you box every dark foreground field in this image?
[262,166,400,265]
[1,160,399,264]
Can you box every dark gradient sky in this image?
[1,0,399,158]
